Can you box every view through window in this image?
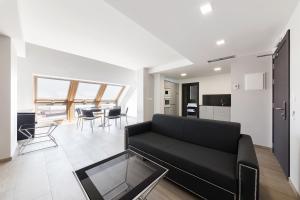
[35,76,125,121]
[75,82,100,100]
[37,77,70,100]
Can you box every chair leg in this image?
[108,119,110,132]
[115,119,117,126]
[81,120,84,132]
[103,117,105,129]
[120,117,122,129]
[126,115,128,124]
[90,120,93,133]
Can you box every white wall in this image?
[136,68,155,122]
[10,39,18,156]
[178,73,231,115]
[118,85,137,118]
[143,69,154,121]
[231,56,272,147]
[17,43,137,117]
[0,35,18,159]
[277,1,300,193]
[136,69,144,122]
[153,74,165,114]
[122,88,137,118]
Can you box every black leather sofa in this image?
[125,114,259,200]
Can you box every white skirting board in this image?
[289,178,300,199]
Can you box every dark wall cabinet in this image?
[17,112,36,141]
[203,94,231,107]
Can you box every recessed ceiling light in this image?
[180,73,187,77]
[200,3,213,15]
[216,39,225,46]
[214,67,222,71]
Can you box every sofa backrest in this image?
[152,114,185,140]
[152,114,241,154]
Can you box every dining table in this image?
[81,106,118,127]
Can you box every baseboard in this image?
[289,178,300,200]
[0,146,18,163]
[0,157,12,163]
[254,144,272,151]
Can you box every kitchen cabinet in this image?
[200,106,214,120]
[213,107,231,121]
[199,106,231,121]
[164,106,177,116]
[164,80,179,116]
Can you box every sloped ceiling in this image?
[11,0,300,74]
[106,0,299,75]
[18,0,191,70]
[0,0,25,57]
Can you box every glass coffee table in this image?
[74,150,168,200]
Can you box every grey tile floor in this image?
[1,117,296,200]
[0,118,137,200]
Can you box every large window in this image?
[36,77,70,100]
[75,82,100,100]
[101,85,123,101]
[34,76,125,121]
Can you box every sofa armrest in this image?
[237,134,259,168]
[124,121,152,149]
[237,134,259,200]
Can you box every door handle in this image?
[274,101,287,120]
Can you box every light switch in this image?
[233,83,240,90]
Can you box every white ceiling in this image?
[0,0,22,39]
[0,0,25,57]
[161,63,231,79]
[106,0,299,74]
[14,0,300,73]
[18,0,190,70]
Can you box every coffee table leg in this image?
[137,179,160,200]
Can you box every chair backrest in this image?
[75,108,82,115]
[81,109,94,117]
[125,107,129,114]
[108,108,121,117]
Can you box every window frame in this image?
[101,84,124,102]
[33,75,126,121]
[34,76,71,103]
[74,81,101,101]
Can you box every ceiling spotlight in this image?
[214,67,222,71]
[216,39,225,46]
[180,73,187,77]
[200,3,213,15]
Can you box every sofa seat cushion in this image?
[129,132,237,193]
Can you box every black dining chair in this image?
[75,108,83,128]
[105,108,121,129]
[81,110,99,133]
[91,109,104,127]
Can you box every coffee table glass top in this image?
[74,150,168,200]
